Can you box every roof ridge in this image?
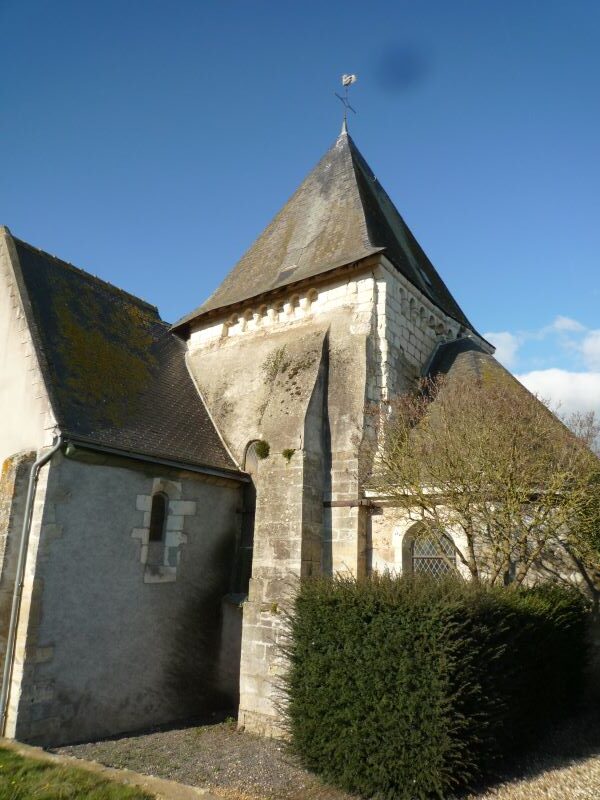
[12,236,159,315]
[172,131,374,329]
[344,136,474,330]
[173,131,474,333]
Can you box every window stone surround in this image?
[131,478,197,583]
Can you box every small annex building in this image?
[1,125,501,745]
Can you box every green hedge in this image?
[283,574,588,799]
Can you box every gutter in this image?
[0,435,63,734]
[64,439,249,483]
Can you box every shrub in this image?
[282,574,588,799]
[254,440,270,459]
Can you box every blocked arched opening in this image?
[232,441,259,595]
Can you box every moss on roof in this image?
[12,237,238,474]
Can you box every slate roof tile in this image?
[174,130,472,331]
[426,337,533,399]
[11,237,239,475]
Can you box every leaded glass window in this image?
[411,532,455,578]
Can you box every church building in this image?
[0,124,496,745]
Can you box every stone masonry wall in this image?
[4,452,243,746]
[0,452,34,671]
[186,253,492,737]
[5,451,54,742]
[188,319,329,737]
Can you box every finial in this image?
[335,74,357,133]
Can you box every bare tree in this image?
[366,371,600,590]
[546,420,600,610]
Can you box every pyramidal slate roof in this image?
[174,128,472,331]
[426,337,527,396]
[426,337,495,380]
[424,337,572,434]
[8,232,239,476]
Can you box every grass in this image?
[0,747,153,800]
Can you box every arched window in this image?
[148,492,168,543]
[402,525,456,578]
[412,532,455,577]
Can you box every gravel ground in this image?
[55,716,351,800]
[463,714,600,800]
[55,713,600,800]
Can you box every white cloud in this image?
[484,316,589,372]
[581,330,600,370]
[549,315,585,333]
[516,369,600,417]
[483,331,521,368]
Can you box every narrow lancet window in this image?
[148,492,168,543]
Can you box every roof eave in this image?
[62,434,248,482]
[171,249,384,334]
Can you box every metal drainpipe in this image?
[0,435,63,734]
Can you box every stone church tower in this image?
[0,124,496,746]
[172,126,492,736]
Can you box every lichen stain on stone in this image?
[1,458,11,485]
[207,385,234,424]
[261,346,287,384]
[256,398,269,426]
[219,399,234,419]
[285,351,318,383]
[263,344,319,388]
[0,453,33,541]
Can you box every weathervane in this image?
[335,74,358,130]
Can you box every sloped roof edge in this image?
[174,130,474,334]
[5,230,240,474]
[172,247,384,332]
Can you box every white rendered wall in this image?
[0,230,56,468]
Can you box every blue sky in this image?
[2,0,600,414]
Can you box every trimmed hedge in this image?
[283,574,588,799]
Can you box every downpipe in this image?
[0,436,63,734]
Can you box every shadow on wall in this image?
[166,529,241,716]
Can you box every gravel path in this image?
[465,756,600,800]
[463,714,600,800]
[56,717,351,800]
[55,713,600,800]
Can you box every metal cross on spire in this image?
[335,74,358,133]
